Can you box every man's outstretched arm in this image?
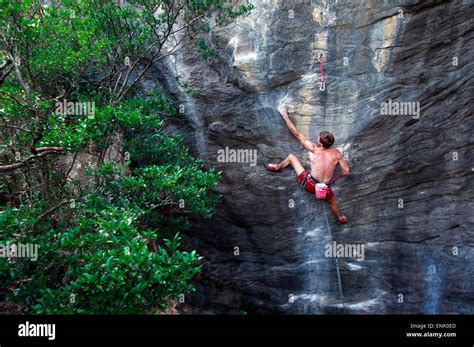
[278,106,315,151]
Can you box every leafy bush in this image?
[36,208,202,314]
[0,97,219,313]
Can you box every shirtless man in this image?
[265,105,350,224]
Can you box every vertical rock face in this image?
[151,0,473,313]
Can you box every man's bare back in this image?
[309,147,341,182]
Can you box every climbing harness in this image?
[310,172,345,186]
[319,54,325,91]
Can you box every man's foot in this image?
[335,216,348,225]
[265,163,281,172]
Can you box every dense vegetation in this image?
[0,0,252,313]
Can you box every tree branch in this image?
[0,123,34,135]
[37,199,71,222]
[0,148,65,173]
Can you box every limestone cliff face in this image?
[149,0,473,313]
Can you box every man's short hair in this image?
[319,131,335,148]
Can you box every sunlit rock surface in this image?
[148,0,473,314]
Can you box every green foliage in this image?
[0,0,250,313]
[0,97,219,313]
[176,75,203,97]
[39,94,174,151]
[195,38,216,60]
[0,203,202,314]
[35,209,202,314]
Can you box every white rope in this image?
[323,203,344,302]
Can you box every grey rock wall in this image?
[148,0,473,314]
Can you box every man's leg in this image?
[326,196,347,222]
[267,154,304,176]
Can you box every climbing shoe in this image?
[336,216,348,225]
[265,163,281,172]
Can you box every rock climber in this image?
[265,105,350,224]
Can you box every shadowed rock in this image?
[145,0,474,314]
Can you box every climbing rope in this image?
[318,51,344,306]
[328,172,345,185]
[323,203,344,303]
